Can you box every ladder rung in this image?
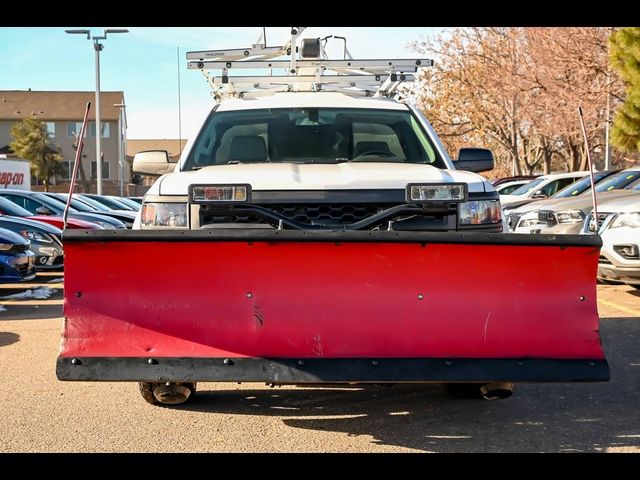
[188,58,430,71]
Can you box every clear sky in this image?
[0,27,438,140]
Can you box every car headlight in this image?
[519,217,539,228]
[407,183,467,203]
[459,200,502,225]
[555,210,585,224]
[20,230,53,243]
[141,202,188,228]
[190,184,251,203]
[0,243,13,251]
[610,212,640,229]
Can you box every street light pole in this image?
[94,38,103,194]
[113,103,127,197]
[65,28,129,195]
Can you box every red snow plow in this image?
[57,229,608,403]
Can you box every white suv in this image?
[590,194,640,287]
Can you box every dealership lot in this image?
[0,273,638,453]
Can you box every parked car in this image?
[43,193,136,229]
[0,216,63,270]
[0,197,103,230]
[82,194,137,212]
[0,227,36,283]
[108,196,141,211]
[587,195,640,287]
[495,180,533,195]
[492,175,539,187]
[0,190,126,229]
[499,171,588,209]
[509,168,640,233]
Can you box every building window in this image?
[64,161,73,180]
[46,122,55,137]
[91,161,110,180]
[67,122,84,138]
[89,122,110,138]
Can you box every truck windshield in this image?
[184,108,444,170]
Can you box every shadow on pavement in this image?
[175,318,640,453]
[0,332,20,347]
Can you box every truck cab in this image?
[134,92,500,233]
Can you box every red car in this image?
[0,196,103,230]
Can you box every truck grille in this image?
[538,210,557,226]
[204,203,398,227]
[506,213,522,230]
[599,255,613,265]
[587,213,611,232]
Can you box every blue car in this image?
[0,227,36,283]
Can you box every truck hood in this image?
[155,163,490,195]
[597,192,640,214]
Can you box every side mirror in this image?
[455,148,494,173]
[531,190,548,199]
[35,206,53,215]
[132,150,175,176]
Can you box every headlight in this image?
[0,243,13,251]
[407,183,467,203]
[519,217,539,228]
[555,210,585,224]
[610,212,640,229]
[459,200,502,225]
[141,202,188,228]
[190,184,250,203]
[20,230,53,243]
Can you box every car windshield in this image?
[183,107,444,170]
[76,195,111,211]
[595,170,640,192]
[509,177,546,196]
[0,197,33,217]
[552,171,611,198]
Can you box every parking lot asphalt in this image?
[0,273,639,452]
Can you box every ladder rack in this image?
[186,28,433,101]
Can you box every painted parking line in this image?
[0,283,63,289]
[598,299,640,318]
[0,299,63,306]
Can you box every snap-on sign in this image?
[0,159,31,191]
[0,172,25,186]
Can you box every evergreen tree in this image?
[9,117,64,191]
[610,27,640,153]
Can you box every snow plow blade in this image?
[57,230,609,383]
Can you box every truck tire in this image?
[138,382,197,406]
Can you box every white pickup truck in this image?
[57,29,608,407]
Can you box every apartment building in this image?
[0,90,126,193]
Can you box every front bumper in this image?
[56,357,610,383]
[597,263,640,285]
[0,250,36,282]
[598,226,640,285]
